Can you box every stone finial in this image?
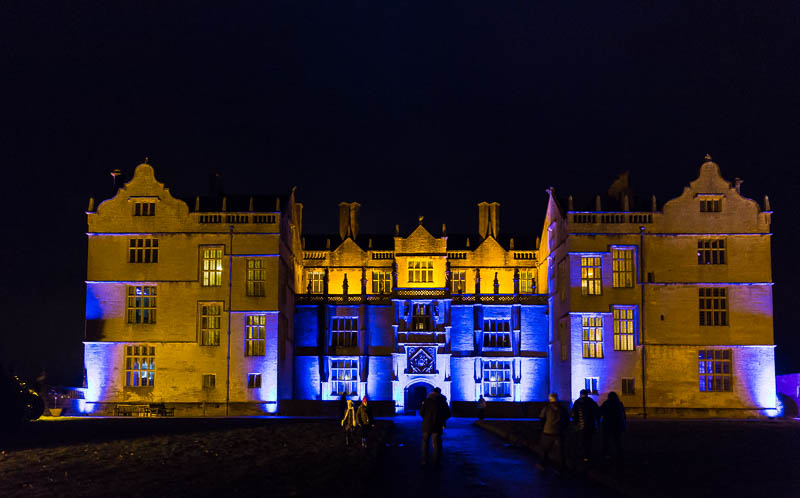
[87,197,94,212]
[394,224,400,236]
[221,197,227,212]
[325,238,331,249]
[493,272,499,294]
[143,156,150,164]
[704,153,712,162]
[418,215,424,225]
[734,178,743,194]
[195,196,200,211]
[342,274,349,296]
[466,237,470,248]
[651,195,657,212]
[249,197,254,212]
[568,195,574,211]
[764,195,771,211]
[535,237,540,248]
[623,195,630,211]
[368,238,373,249]
[276,197,280,211]
[442,224,447,236]
[595,195,602,211]
[302,237,306,249]
[509,238,515,250]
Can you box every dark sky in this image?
[2,2,799,384]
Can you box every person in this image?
[477,395,487,420]
[599,391,627,463]
[537,393,569,472]
[356,396,374,448]
[420,387,451,467]
[341,399,357,447]
[339,393,348,419]
[572,389,600,463]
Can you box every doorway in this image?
[404,381,433,414]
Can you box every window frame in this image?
[246,259,266,297]
[699,349,732,392]
[200,246,224,287]
[126,285,157,324]
[451,270,467,294]
[330,358,358,396]
[584,377,599,395]
[699,287,728,326]
[331,317,359,347]
[580,256,602,295]
[581,315,604,358]
[697,239,726,265]
[202,373,216,389]
[128,238,159,263]
[408,260,434,283]
[199,302,222,346]
[371,270,392,294]
[621,378,635,395]
[482,360,512,398]
[307,271,324,294]
[612,306,636,351]
[519,270,535,294]
[483,319,512,348]
[247,373,262,389]
[124,345,155,387]
[611,248,635,288]
[245,314,266,356]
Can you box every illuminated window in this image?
[699,350,732,392]
[201,247,223,287]
[247,373,262,389]
[581,257,602,295]
[331,359,358,396]
[202,374,216,389]
[245,315,266,356]
[451,270,466,294]
[483,319,511,348]
[371,270,391,294]
[199,303,221,346]
[612,249,634,288]
[307,271,324,294]
[582,316,603,358]
[699,288,727,326]
[133,200,156,216]
[125,345,155,387]
[483,360,511,397]
[126,286,157,324]
[246,259,266,297]
[331,317,358,347]
[408,260,434,283]
[613,307,635,351]
[584,377,599,395]
[622,378,635,395]
[128,238,158,263]
[697,239,726,265]
[411,304,431,331]
[520,270,535,294]
[700,199,721,212]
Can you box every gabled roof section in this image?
[395,223,446,254]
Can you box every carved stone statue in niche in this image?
[342,274,349,295]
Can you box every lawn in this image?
[0,417,391,498]
[477,418,800,497]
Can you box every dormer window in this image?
[699,198,721,213]
[133,200,156,216]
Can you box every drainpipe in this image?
[639,226,647,419]
[226,225,234,416]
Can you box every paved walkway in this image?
[370,416,614,498]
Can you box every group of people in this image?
[538,390,627,472]
[340,395,374,448]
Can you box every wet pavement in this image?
[370,416,616,498]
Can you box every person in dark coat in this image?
[477,395,487,420]
[356,396,374,448]
[599,391,627,462]
[420,387,451,467]
[572,389,600,463]
[537,393,569,472]
[338,393,348,419]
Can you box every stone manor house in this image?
[82,156,777,417]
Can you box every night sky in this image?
[2,2,799,385]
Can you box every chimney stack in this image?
[338,202,361,240]
[110,169,124,194]
[478,202,500,239]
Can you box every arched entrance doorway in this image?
[404,380,434,414]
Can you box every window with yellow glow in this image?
[612,249,634,288]
[201,247,223,286]
[408,260,434,283]
[411,304,431,331]
[451,270,466,294]
[613,307,635,351]
[245,315,266,356]
[582,316,603,358]
[371,270,391,293]
[581,257,602,295]
[307,271,324,294]
[520,270,535,293]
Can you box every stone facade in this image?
[83,156,777,417]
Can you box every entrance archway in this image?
[404,380,434,414]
